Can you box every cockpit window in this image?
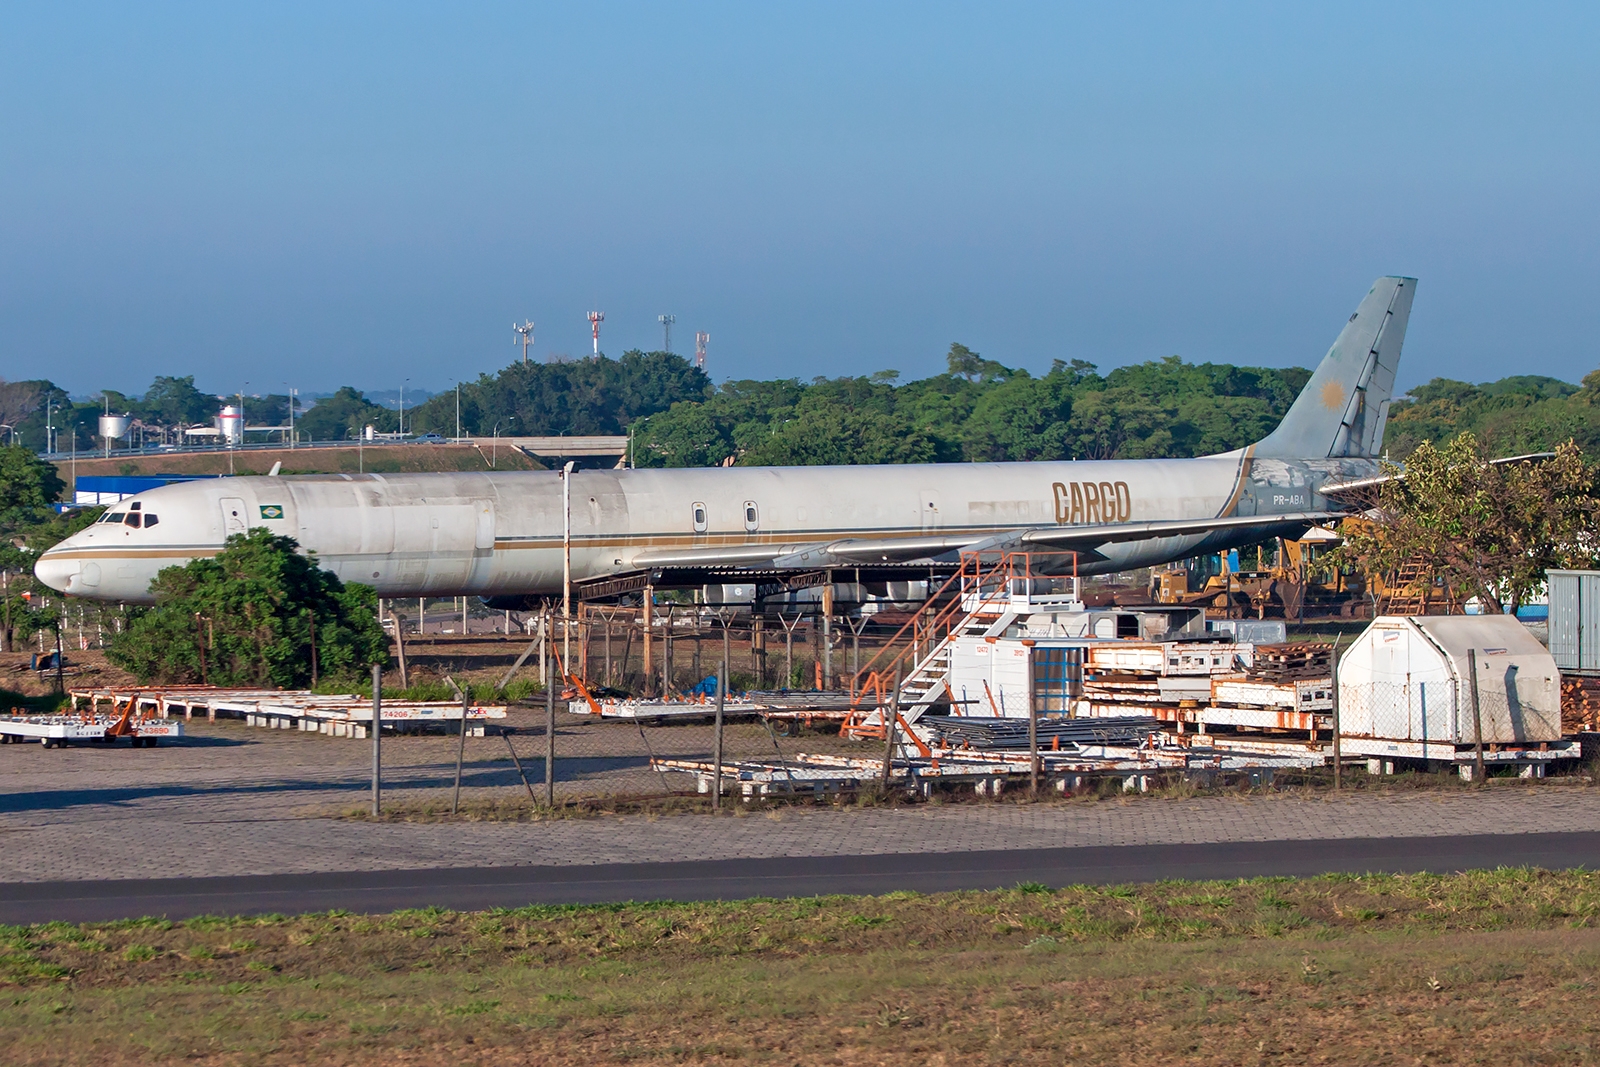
[144,514,158,527]
[129,502,141,511]
[103,512,127,524]
[124,513,141,528]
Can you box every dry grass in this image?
[335,764,1598,826]
[2,869,1599,1065]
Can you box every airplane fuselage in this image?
[36,452,1374,604]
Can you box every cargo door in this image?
[360,497,395,555]
[465,499,497,591]
[473,500,495,549]
[220,497,248,536]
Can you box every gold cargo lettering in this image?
[1049,480,1132,524]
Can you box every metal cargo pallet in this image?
[568,697,764,721]
[69,687,505,738]
[1338,735,1580,780]
[653,739,1319,801]
[1,714,183,748]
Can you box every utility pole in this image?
[514,320,535,364]
[371,663,382,815]
[454,382,461,442]
[588,311,604,358]
[657,314,675,354]
[285,385,296,450]
[561,461,574,670]
[399,378,408,437]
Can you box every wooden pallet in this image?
[1246,642,1332,681]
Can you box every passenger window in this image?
[692,502,708,533]
[124,513,141,528]
[144,514,158,528]
[743,501,758,533]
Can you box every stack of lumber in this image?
[1560,676,1600,734]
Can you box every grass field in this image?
[2,869,1598,1065]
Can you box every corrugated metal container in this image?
[1547,570,1600,674]
[1338,615,1560,745]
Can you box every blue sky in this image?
[3,2,1598,397]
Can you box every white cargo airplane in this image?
[36,277,1414,606]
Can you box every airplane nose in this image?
[34,551,77,595]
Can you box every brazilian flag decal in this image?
[259,505,285,519]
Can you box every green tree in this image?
[297,387,396,441]
[945,343,1016,384]
[1329,433,1600,613]
[108,529,388,687]
[410,350,710,438]
[632,402,736,467]
[961,373,1073,461]
[142,375,218,427]
[0,445,65,536]
[1384,372,1600,460]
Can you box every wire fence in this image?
[359,704,874,813]
[1338,678,1558,746]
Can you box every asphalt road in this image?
[4,831,1597,924]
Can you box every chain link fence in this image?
[1338,677,1556,747]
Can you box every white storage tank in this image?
[218,405,243,444]
[1338,615,1561,755]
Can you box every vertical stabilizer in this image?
[1254,277,1415,458]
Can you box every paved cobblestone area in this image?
[2,720,1597,883]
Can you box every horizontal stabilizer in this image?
[1318,452,1557,500]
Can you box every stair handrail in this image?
[850,551,1026,693]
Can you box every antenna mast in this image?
[657,313,675,354]
[694,331,709,371]
[588,311,605,358]
[513,320,535,364]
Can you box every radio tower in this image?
[513,320,535,364]
[588,311,605,358]
[694,331,709,371]
[657,313,675,354]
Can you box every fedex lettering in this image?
[1052,481,1131,524]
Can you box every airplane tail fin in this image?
[1254,276,1416,459]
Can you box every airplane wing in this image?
[628,510,1343,573]
[1016,510,1344,549]
[629,535,976,570]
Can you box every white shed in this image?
[1338,615,1561,755]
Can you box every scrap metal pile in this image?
[917,713,1159,749]
[1080,641,1334,734]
